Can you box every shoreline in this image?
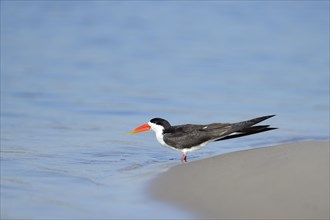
[150,141,330,219]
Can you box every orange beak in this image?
[128,124,151,134]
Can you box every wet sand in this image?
[151,141,329,219]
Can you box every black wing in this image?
[163,123,232,149]
[163,115,276,149]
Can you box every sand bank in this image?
[151,141,329,219]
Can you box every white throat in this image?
[148,122,170,147]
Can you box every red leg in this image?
[181,152,187,163]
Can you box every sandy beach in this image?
[151,141,329,219]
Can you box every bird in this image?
[129,115,276,162]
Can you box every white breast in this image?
[148,122,181,151]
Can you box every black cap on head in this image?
[150,118,171,129]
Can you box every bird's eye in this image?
[150,118,162,125]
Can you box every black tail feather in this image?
[216,125,277,141]
[247,115,276,124]
[222,115,276,136]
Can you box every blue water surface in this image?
[1,1,329,219]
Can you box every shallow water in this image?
[1,1,329,219]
